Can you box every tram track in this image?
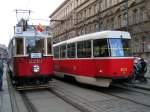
[47,88,91,112]
[123,81,150,91]
[98,86,150,108]
[7,70,39,112]
[22,89,82,112]
[10,84,83,112]
[53,78,150,110]
[112,83,150,95]
[90,84,150,108]
[7,68,82,112]
[89,84,150,108]
[7,69,150,112]
[19,91,38,112]
[7,73,150,112]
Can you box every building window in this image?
[132,9,138,24]
[76,0,78,7]
[108,0,112,7]
[93,4,96,14]
[89,7,91,17]
[111,18,114,29]
[84,10,86,18]
[105,0,107,9]
[139,7,145,22]
[118,15,121,28]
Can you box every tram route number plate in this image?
[31,53,42,58]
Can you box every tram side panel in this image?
[94,58,133,78]
[54,59,96,77]
[54,58,133,79]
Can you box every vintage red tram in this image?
[53,31,134,87]
[8,23,53,87]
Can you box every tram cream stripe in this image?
[54,71,112,87]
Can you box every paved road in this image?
[51,79,150,112]
[25,90,82,112]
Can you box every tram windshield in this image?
[109,38,132,57]
[26,37,44,54]
[93,38,132,57]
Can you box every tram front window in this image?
[26,37,45,54]
[109,38,132,57]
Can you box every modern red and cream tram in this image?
[8,25,53,88]
[53,31,134,87]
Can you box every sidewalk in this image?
[0,65,12,112]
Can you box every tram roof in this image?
[53,31,131,47]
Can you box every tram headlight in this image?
[32,65,40,73]
[120,68,127,75]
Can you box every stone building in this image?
[50,0,150,77]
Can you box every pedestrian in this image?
[134,57,147,83]
[0,59,4,91]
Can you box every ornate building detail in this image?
[50,0,150,77]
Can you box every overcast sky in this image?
[0,0,64,46]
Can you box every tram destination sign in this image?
[31,53,42,58]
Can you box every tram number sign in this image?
[31,53,42,58]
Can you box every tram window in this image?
[26,37,44,54]
[109,38,132,57]
[93,39,109,57]
[16,38,24,55]
[54,46,59,58]
[60,45,66,58]
[122,39,132,56]
[77,40,91,58]
[67,43,75,58]
[47,38,52,54]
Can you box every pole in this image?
[124,0,129,31]
[97,0,101,31]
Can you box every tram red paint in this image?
[14,57,53,77]
[54,58,133,78]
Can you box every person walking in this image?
[0,59,3,91]
[134,57,147,83]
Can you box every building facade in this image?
[0,44,7,60]
[50,0,150,77]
